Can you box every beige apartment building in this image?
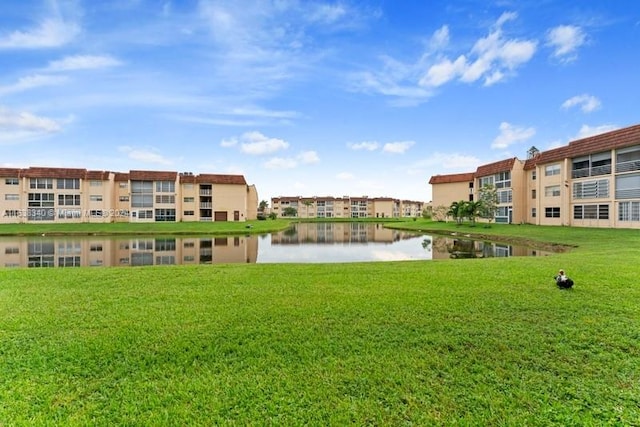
[0,167,258,224]
[271,196,425,219]
[429,123,640,228]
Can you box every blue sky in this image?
[1,1,639,203]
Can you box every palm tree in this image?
[465,201,483,226]
[448,200,467,225]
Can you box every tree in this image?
[478,184,498,226]
[465,200,483,226]
[282,206,298,217]
[257,200,269,220]
[432,205,448,222]
[448,200,468,225]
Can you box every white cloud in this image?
[118,146,172,165]
[348,141,380,151]
[298,150,320,164]
[0,74,68,95]
[416,152,481,171]
[0,18,80,49]
[238,131,289,155]
[264,157,297,169]
[383,140,415,154]
[337,172,354,180]
[430,25,450,50]
[0,106,64,144]
[492,122,536,149]
[546,25,586,62]
[46,55,122,72]
[419,12,537,88]
[561,94,601,113]
[574,124,618,140]
[263,151,319,170]
[419,55,466,87]
[220,137,237,147]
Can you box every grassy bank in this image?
[1,221,639,425]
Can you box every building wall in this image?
[430,124,640,229]
[431,181,473,209]
[0,168,255,224]
[271,196,425,219]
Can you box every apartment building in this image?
[271,195,424,219]
[0,167,258,224]
[429,123,640,228]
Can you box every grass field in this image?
[1,220,639,425]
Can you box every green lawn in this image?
[1,220,639,425]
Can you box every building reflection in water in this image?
[0,223,549,268]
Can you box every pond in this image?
[0,223,550,268]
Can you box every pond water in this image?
[0,223,550,268]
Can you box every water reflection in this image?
[0,223,549,268]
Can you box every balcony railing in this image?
[571,164,612,179]
[616,160,640,174]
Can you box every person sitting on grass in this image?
[554,269,574,289]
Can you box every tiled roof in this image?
[179,173,197,184]
[86,170,111,180]
[428,172,474,184]
[22,167,87,179]
[129,170,178,181]
[114,172,130,181]
[475,158,517,177]
[196,174,247,185]
[0,168,21,178]
[524,124,640,169]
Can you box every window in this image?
[4,194,19,201]
[4,210,20,217]
[531,170,536,181]
[5,247,19,254]
[29,193,55,207]
[131,180,153,208]
[545,207,560,218]
[184,197,195,203]
[137,210,153,219]
[545,185,561,197]
[90,195,103,202]
[495,171,511,189]
[497,189,512,203]
[479,176,494,187]
[573,204,609,220]
[119,196,129,202]
[615,173,640,199]
[545,164,561,176]
[58,194,81,206]
[572,179,609,199]
[90,243,103,252]
[58,256,81,267]
[57,209,81,219]
[531,189,536,199]
[616,145,640,173]
[156,181,175,193]
[155,208,176,222]
[155,194,175,204]
[57,178,80,189]
[619,201,640,221]
[531,208,537,218]
[90,210,104,217]
[119,182,128,188]
[5,178,18,185]
[90,180,102,187]
[572,152,612,178]
[30,178,53,189]
[183,210,194,216]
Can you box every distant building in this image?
[429,123,640,228]
[270,195,425,219]
[0,167,258,223]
